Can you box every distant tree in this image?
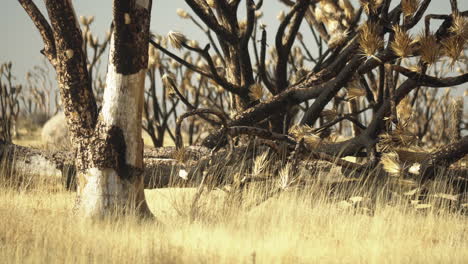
[0,62,21,142]
[19,0,153,218]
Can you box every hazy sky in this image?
[1,0,467,93]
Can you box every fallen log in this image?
[0,140,201,189]
[1,139,466,192]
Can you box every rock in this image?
[41,112,70,150]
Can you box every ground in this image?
[1,125,467,263]
[1,182,467,263]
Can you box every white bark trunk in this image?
[76,42,149,217]
[75,0,152,217]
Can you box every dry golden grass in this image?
[2,131,467,263]
[1,174,467,263]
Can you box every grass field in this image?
[1,127,467,263]
[1,174,467,263]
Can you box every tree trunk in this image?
[420,136,468,182]
[73,0,153,218]
[19,0,154,218]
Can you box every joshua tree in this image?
[19,0,153,218]
[157,0,467,161]
[0,62,21,142]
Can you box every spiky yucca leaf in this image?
[279,163,292,190]
[441,36,465,65]
[450,13,468,41]
[328,30,349,48]
[393,125,418,146]
[339,0,355,20]
[322,1,337,14]
[167,31,187,50]
[303,135,321,148]
[381,152,401,176]
[325,19,340,34]
[289,124,315,139]
[289,125,321,147]
[249,83,263,101]
[391,25,415,58]
[358,22,384,57]
[162,73,177,97]
[252,152,269,176]
[379,128,417,151]
[313,5,326,22]
[401,0,419,17]
[417,33,439,65]
[359,0,383,14]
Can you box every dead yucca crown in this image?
[252,152,269,176]
[338,0,355,21]
[358,22,384,58]
[401,0,419,17]
[162,73,177,97]
[450,13,468,40]
[167,31,187,50]
[289,125,321,147]
[442,13,468,64]
[391,25,415,58]
[249,83,263,101]
[417,33,439,65]
[381,152,401,176]
[289,124,314,139]
[359,0,383,14]
[441,36,465,65]
[380,125,417,149]
[176,8,190,19]
[328,30,349,48]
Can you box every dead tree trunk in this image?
[19,0,153,218]
[420,135,468,182]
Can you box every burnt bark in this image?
[420,136,468,181]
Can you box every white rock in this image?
[41,112,70,150]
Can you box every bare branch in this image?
[392,65,468,88]
[176,109,229,149]
[150,39,211,78]
[18,0,57,65]
[184,0,238,44]
[44,0,98,137]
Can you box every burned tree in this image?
[0,63,21,142]
[150,0,467,168]
[18,0,153,218]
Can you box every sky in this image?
[0,0,467,94]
